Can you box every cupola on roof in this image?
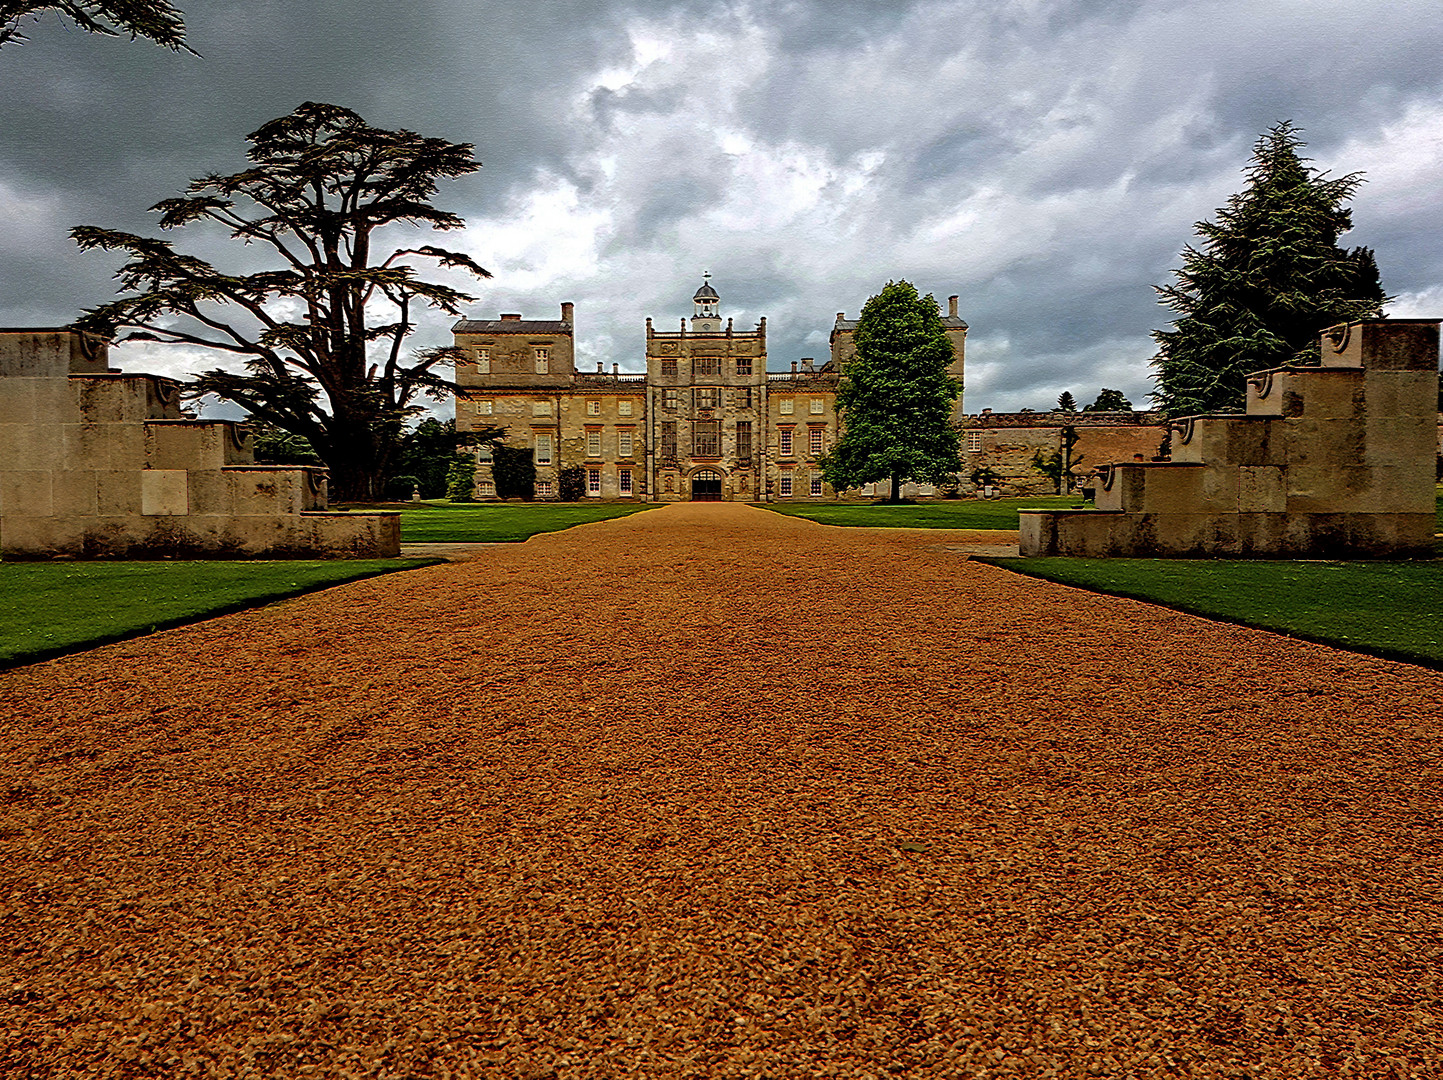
[693,279,719,302]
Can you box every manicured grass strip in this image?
[384,502,658,544]
[0,559,438,669]
[762,497,1081,531]
[982,556,1443,670]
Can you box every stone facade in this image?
[454,283,970,502]
[1020,320,1440,558]
[0,329,399,558]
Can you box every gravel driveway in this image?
[2,502,1440,1078]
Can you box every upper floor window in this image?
[618,400,633,417]
[663,389,679,410]
[696,355,721,376]
[586,430,602,458]
[967,431,983,453]
[534,348,550,373]
[475,348,491,374]
[474,400,493,415]
[660,421,678,459]
[735,357,752,376]
[779,428,794,457]
[694,387,721,411]
[476,444,493,462]
[736,387,753,409]
[779,398,794,415]
[587,400,601,416]
[661,358,677,377]
[694,420,721,457]
[809,398,825,415]
[534,434,553,465]
[736,420,753,461]
[618,430,634,458]
[809,427,824,456]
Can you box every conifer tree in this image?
[1151,122,1386,417]
[1056,391,1078,412]
[818,280,961,502]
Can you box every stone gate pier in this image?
[1020,319,1440,558]
[0,328,399,558]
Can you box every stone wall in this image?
[1021,320,1440,558]
[0,329,398,559]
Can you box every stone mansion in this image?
[453,280,969,502]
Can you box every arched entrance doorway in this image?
[691,470,723,501]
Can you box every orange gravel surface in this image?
[2,502,1441,1079]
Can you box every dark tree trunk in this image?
[890,473,901,503]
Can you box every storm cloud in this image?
[2,0,1441,411]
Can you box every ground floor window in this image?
[619,468,633,495]
[779,472,793,497]
[535,480,553,498]
[587,468,602,496]
[810,474,823,497]
[478,480,495,497]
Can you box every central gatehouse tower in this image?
[645,277,769,501]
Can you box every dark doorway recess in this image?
[691,470,722,501]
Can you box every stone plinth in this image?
[1020,320,1440,558]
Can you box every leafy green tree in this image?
[1056,391,1077,412]
[246,418,320,465]
[1083,388,1132,412]
[395,418,502,499]
[1152,121,1387,417]
[72,101,490,501]
[0,1,192,50]
[444,457,477,502]
[818,280,962,502]
[490,445,536,501]
[1031,449,1065,494]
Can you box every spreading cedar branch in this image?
[0,0,193,50]
[71,101,493,501]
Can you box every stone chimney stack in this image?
[801,357,814,371]
[597,362,604,372]
[791,361,798,373]
[613,363,619,375]
[948,295,959,318]
[500,313,521,321]
[562,302,574,323]
[836,312,845,322]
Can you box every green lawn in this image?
[0,560,437,669]
[983,557,1443,670]
[372,501,658,543]
[761,496,1081,531]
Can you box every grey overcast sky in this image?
[2,0,1442,412]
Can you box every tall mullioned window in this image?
[619,469,634,496]
[809,428,824,456]
[736,421,752,461]
[696,355,721,376]
[586,430,602,458]
[534,348,550,373]
[735,357,752,376]
[475,348,491,374]
[967,431,983,452]
[534,434,553,465]
[661,421,677,460]
[779,472,793,497]
[664,389,679,410]
[779,428,794,457]
[694,421,720,457]
[810,474,823,497]
[618,430,634,458]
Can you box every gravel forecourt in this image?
[2,502,1440,1079]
